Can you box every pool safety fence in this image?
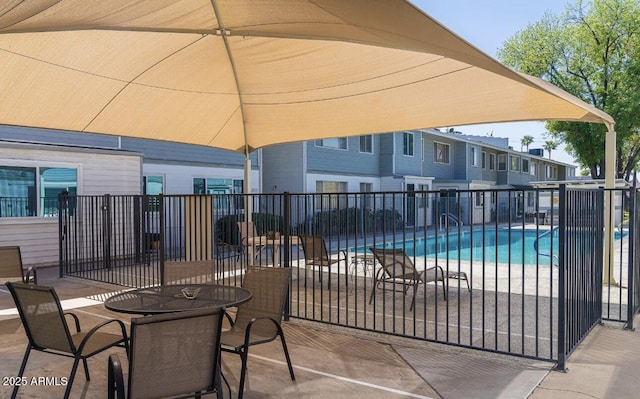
[58,185,639,366]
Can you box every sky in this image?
[411,0,577,167]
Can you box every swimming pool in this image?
[364,228,626,265]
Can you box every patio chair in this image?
[368,247,469,310]
[0,246,37,284]
[237,221,267,260]
[5,282,129,399]
[299,235,347,286]
[108,307,226,399]
[221,266,295,399]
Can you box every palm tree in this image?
[543,140,558,159]
[520,135,534,152]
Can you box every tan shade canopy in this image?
[0,0,613,155]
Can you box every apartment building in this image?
[0,125,573,264]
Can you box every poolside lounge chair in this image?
[237,221,267,261]
[0,246,37,284]
[6,282,129,399]
[108,307,226,399]
[299,235,348,286]
[369,248,470,310]
[221,266,295,399]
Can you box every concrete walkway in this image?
[1,268,639,398]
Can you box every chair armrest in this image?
[244,316,281,347]
[420,265,446,282]
[63,312,82,332]
[223,309,236,326]
[77,319,129,354]
[107,354,125,399]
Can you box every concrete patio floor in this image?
[2,267,639,399]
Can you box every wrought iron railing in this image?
[58,186,640,365]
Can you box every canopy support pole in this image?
[244,155,252,223]
[212,0,253,221]
[604,124,617,286]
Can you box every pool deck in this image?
[2,266,640,399]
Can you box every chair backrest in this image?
[299,235,330,265]
[369,248,418,279]
[233,266,290,338]
[163,260,214,285]
[127,307,225,399]
[5,282,75,353]
[0,246,25,282]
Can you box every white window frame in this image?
[475,192,484,207]
[403,132,414,156]
[0,161,79,218]
[497,154,507,171]
[434,141,450,164]
[315,137,348,150]
[510,155,520,172]
[359,135,373,153]
[470,147,479,167]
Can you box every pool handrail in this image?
[533,226,559,262]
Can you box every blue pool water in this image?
[365,228,626,265]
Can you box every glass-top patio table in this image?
[104,284,252,315]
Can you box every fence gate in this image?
[58,193,162,287]
[557,185,604,369]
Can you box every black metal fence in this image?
[58,185,640,365]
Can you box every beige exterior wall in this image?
[0,143,142,266]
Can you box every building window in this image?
[417,184,430,208]
[359,135,373,153]
[475,192,484,207]
[315,137,347,150]
[522,159,530,174]
[316,180,347,193]
[193,178,243,209]
[403,132,414,156]
[510,155,520,172]
[434,142,450,164]
[482,151,487,169]
[144,176,163,195]
[144,175,164,211]
[489,153,496,170]
[497,154,507,171]
[470,147,479,167]
[546,166,558,179]
[531,162,537,176]
[0,165,77,218]
[316,180,348,209]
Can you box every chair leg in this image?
[237,348,249,399]
[277,329,295,381]
[82,358,90,380]
[11,344,31,399]
[368,283,376,305]
[410,283,417,311]
[64,358,81,399]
